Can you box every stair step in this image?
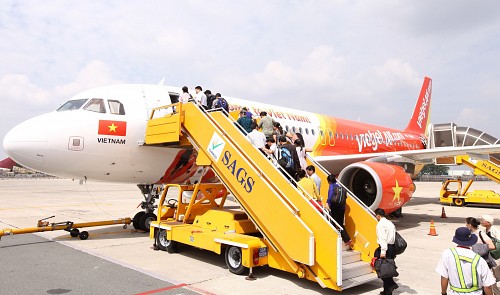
[342,250,361,264]
[342,272,379,290]
[343,260,374,279]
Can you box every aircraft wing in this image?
[313,144,500,174]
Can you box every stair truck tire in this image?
[155,229,178,253]
[453,198,465,207]
[225,246,249,275]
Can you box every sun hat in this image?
[452,226,478,246]
[481,214,494,224]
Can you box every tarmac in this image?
[0,178,499,295]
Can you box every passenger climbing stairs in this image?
[144,102,379,291]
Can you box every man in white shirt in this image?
[481,214,500,295]
[375,208,398,295]
[194,86,208,109]
[306,165,321,193]
[436,226,495,295]
[246,122,266,151]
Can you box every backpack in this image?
[219,97,229,112]
[393,232,407,255]
[278,146,293,169]
[330,183,347,207]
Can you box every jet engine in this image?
[338,161,415,214]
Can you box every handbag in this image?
[374,258,399,279]
[393,232,407,255]
[490,237,500,260]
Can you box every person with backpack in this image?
[204,90,215,109]
[212,93,229,115]
[277,135,300,181]
[326,175,352,248]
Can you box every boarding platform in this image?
[143,102,379,291]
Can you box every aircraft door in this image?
[327,128,335,146]
[68,136,84,151]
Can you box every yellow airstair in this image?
[440,155,500,206]
[145,102,378,291]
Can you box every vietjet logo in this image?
[417,80,432,128]
[207,133,226,161]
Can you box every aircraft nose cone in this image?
[3,116,49,172]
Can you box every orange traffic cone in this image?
[441,207,447,218]
[428,220,438,236]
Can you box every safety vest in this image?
[449,248,481,293]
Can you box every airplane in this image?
[0,157,17,172]
[3,77,500,231]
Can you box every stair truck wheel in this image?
[132,212,146,230]
[69,228,80,238]
[225,246,248,275]
[453,198,465,207]
[139,212,157,231]
[79,231,89,240]
[155,229,178,253]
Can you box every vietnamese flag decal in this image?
[98,120,127,136]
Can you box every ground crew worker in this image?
[436,226,495,295]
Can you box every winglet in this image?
[404,77,432,135]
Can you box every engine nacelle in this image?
[338,161,415,213]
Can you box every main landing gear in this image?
[132,184,162,231]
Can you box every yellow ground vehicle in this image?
[145,102,378,291]
[440,155,500,206]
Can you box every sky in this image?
[1,1,500,159]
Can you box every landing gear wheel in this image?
[453,198,465,207]
[225,246,248,275]
[155,229,178,253]
[79,231,89,240]
[69,228,80,238]
[133,212,146,230]
[139,212,157,231]
[392,207,403,218]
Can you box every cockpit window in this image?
[56,99,88,112]
[108,100,125,115]
[83,98,106,113]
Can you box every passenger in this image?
[374,208,399,295]
[272,122,284,142]
[466,217,497,271]
[436,226,495,295]
[246,122,266,153]
[297,170,321,211]
[294,139,308,171]
[179,86,191,104]
[481,214,500,294]
[481,214,500,241]
[262,138,278,164]
[194,86,208,110]
[204,90,215,109]
[258,111,276,141]
[242,107,253,120]
[237,110,252,134]
[306,165,321,193]
[277,135,300,181]
[326,175,352,247]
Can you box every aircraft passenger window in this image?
[108,100,125,115]
[285,125,289,132]
[56,99,88,112]
[311,129,315,136]
[328,130,333,138]
[319,129,324,138]
[292,126,296,133]
[83,98,106,113]
[335,133,339,139]
[299,127,303,134]
[305,128,309,135]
